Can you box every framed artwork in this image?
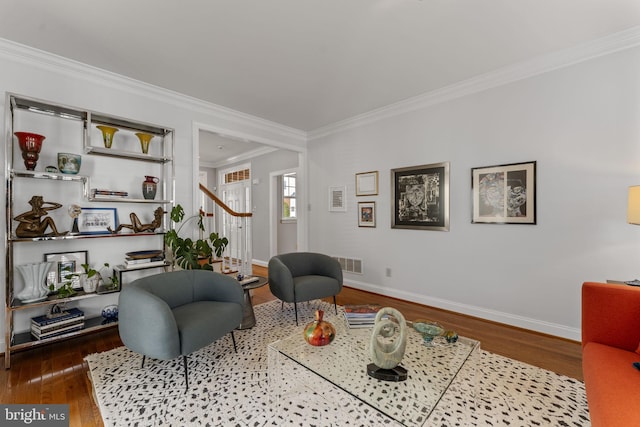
[356,171,379,196]
[358,202,376,227]
[44,250,88,290]
[471,160,536,224]
[391,162,450,231]
[78,207,118,235]
[329,186,347,212]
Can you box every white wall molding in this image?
[0,38,307,145]
[308,25,640,140]
[344,279,581,342]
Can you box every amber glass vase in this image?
[303,310,336,346]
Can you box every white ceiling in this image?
[1,1,639,139]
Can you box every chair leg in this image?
[231,331,237,353]
[294,302,298,326]
[183,355,189,391]
[141,355,146,368]
[333,295,338,315]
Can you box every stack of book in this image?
[91,188,129,199]
[343,304,382,328]
[124,255,166,269]
[31,307,85,340]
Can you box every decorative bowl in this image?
[57,152,81,174]
[101,304,118,320]
[412,319,444,345]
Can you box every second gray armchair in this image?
[268,252,343,325]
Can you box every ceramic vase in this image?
[135,132,154,154]
[80,273,99,293]
[142,175,159,200]
[15,132,46,170]
[303,310,336,346]
[96,125,118,149]
[15,261,54,303]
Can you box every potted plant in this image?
[79,263,100,293]
[164,204,228,270]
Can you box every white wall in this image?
[307,46,640,341]
[0,40,305,351]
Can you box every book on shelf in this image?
[31,307,84,327]
[91,188,129,198]
[124,256,164,265]
[31,322,85,340]
[31,314,85,333]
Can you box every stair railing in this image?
[199,183,253,276]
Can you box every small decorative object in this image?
[15,131,45,170]
[45,166,59,173]
[101,304,118,322]
[303,310,336,346]
[14,195,66,237]
[368,307,408,381]
[96,125,118,149]
[412,319,445,346]
[16,261,54,303]
[443,330,459,343]
[57,152,81,174]
[77,207,118,235]
[109,207,164,233]
[142,175,159,200]
[135,132,154,154]
[68,204,81,235]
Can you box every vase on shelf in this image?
[15,261,54,303]
[303,310,336,346]
[135,132,154,154]
[15,132,46,170]
[96,125,118,149]
[142,176,159,200]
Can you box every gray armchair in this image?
[118,270,243,390]
[268,252,343,325]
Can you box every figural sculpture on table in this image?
[368,307,408,381]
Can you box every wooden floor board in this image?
[0,264,583,427]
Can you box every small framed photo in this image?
[391,162,450,231]
[78,207,118,235]
[358,202,376,227]
[329,186,347,212]
[44,250,88,290]
[356,171,378,196]
[471,161,536,224]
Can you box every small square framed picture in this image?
[358,202,376,227]
[44,250,88,290]
[356,171,378,196]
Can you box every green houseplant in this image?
[164,204,228,270]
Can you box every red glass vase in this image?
[303,310,336,346]
[15,132,45,170]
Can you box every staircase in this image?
[199,183,253,276]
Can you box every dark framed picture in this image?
[471,161,536,224]
[356,171,378,196]
[44,250,88,290]
[391,162,450,231]
[78,207,118,234]
[358,202,376,227]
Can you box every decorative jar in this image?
[303,310,336,346]
[142,175,159,200]
[96,125,118,149]
[15,132,45,170]
[135,132,154,154]
[57,152,81,174]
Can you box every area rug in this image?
[85,300,590,426]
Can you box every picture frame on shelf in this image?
[356,171,379,196]
[471,160,536,224]
[358,202,376,227]
[44,250,88,290]
[78,207,118,235]
[391,161,450,231]
[329,186,347,212]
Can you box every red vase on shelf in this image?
[15,132,46,170]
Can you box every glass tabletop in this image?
[268,322,480,426]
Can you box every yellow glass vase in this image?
[96,125,118,149]
[135,132,154,154]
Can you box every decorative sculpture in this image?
[108,207,164,234]
[367,307,408,381]
[303,310,336,346]
[14,195,67,237]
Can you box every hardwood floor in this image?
[0,265,583,427]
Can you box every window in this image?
[282,173,296,220]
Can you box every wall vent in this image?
[333,256,363,274]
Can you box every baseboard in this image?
[344,278,581,342]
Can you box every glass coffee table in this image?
[268,320,480,426]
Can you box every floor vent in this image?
[333,256,363,274]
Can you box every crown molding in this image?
[308,25,640,141]
[0,38,306,144]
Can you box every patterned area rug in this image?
[85,300,590,426]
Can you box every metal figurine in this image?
[108,207,165,234]
[14,195,67,237]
